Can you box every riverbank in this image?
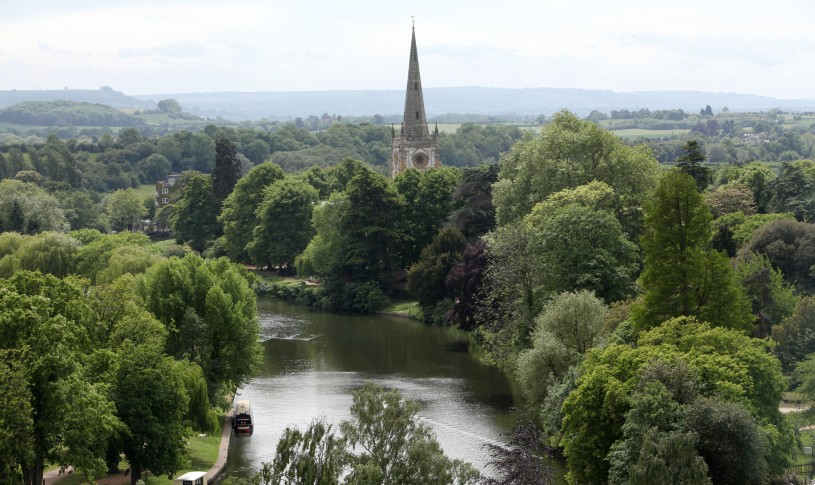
[44,410,234,485]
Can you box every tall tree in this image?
[172,172,221,252]
[105,188,147,232]
[219,162,286,262]
[248,176,319,271]
[114,343,188,485]
[676,140,711,192]
[406,227,467,316]
[212,138,241,203]
[631,170,752,332]
[0,179,67,234]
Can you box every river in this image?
[216,297,563,482]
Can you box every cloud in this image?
[119,40,207,58]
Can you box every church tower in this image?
[391,24,440,178]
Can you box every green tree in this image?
[676,140,711,192]
[157,98,182,113]
[492,110,659,227]
[740,218,815,294]
[771,159,815,221]
[0,350,35,483]
[248,176,319,271]
[704,182,756,218]
[0,179,67,234]
[139,254,261,400]
[735,252,798,338]
[212,138,241,203]
[113,343,189,485]
[394,167,461,267]
[137,153,172,183]
[340,168,405,281]
[560,317,791,484]
[728,162,777,213]
[219,162,286,262]
[0,272,120,485]
[264,418,346,485]
[0,232,80,278]
[525,203,638,303]
[105,188,147,232]
[773,297,815,373]
[516,291,608,417]
[75,232,153,283]
[631,170,752,332]
[340,383,480,485]
[447,164,499,240]
[172,172,221,252]
[406,227,467,317]
[54,189,106,231]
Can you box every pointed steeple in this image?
[401,25,430,140]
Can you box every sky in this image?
[1,0,814,99]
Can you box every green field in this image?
[133,184,157,199]
[611,128,690,139]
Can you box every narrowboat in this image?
[233,400,254,435]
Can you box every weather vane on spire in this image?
[411,16,415,28]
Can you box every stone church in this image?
[391,25,440,178]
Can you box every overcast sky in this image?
[1,0,813,99]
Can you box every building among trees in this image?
[391,24,440,177]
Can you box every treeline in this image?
[0,100,144,127]
[0,121,524,193]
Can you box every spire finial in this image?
[411,16,415,29]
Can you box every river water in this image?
[216,297,561,481]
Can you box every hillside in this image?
[0,86,153,110]
[134,87,815,121]
[0,100,144,127]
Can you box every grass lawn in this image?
[795,429,815,465]
[152,239,179,251]
[133,184,157,199]
[382,299,423,319]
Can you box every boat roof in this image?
[176,471,207,480]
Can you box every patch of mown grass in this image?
[382,299,423,319]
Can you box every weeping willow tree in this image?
[0,232,80,277]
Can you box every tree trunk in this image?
[131,467,141,485]
[23,455,44,485]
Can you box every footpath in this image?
[43,409,234,484]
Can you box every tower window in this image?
[414,82,418,90]
[415,111,419,120]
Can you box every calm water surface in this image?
[216,297,563,481]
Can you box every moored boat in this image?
[233,400,254,435]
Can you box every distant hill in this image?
[1,86,813,123]
[134,87,815,121]
[0,100,144,127]
[0,87,153,110]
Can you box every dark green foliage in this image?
[394,167,461,267]
[113,343,189,484]
[447,164,499,240]
[676,140,711,192]
[740,218,815,294]
[340,168,405,281]
[219,162,286,262]
[735,252,798,338]
[212,138,241,202]
[686,398,768,485]
[445,239,487,330]
[771,160,815,222]
[172,172,222,252]
[773,297,815,373]
[407,227,467,313]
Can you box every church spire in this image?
[401,24,429,140]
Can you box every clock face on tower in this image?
[413,152,428,169]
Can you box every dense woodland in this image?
[2,104,815,484]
